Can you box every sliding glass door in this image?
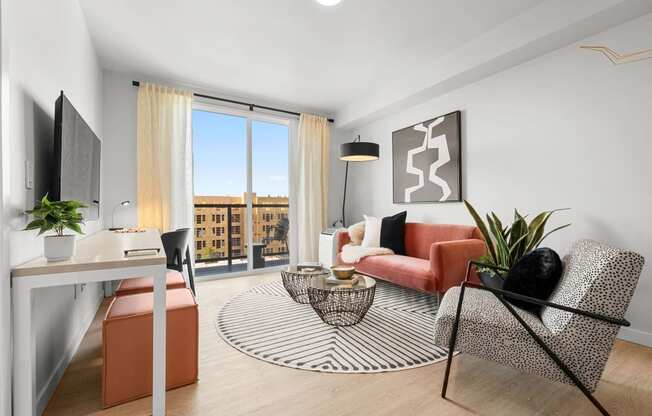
[192,105,290,277]
[252,120,290,269]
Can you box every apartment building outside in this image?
[193,194,289,272]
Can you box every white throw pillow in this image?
[361,215,381,248]
[347,221,365,245]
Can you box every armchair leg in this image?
[494,296,611,416]
[441,284,466,398]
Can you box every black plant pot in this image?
[478,270,505,291]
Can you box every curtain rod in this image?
[131,80,334,123]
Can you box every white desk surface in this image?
[11,228,169,415]
[11,228,166,277]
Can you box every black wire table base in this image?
[308,284,376,326]
[281,268,329,304]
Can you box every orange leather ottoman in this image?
[102,288,198,408]
[114,270,186,296]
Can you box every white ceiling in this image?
[80,0,543,116]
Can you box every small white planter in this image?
[44,235,76,262]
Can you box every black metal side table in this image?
[307,274,376,326]
[280,265,330,304]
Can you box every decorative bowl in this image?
[331,266,356,280]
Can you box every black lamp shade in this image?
[339,141,379,161]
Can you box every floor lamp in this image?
[337,135,379,227]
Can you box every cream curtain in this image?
[292,114,330,262]
[137,83,193,232]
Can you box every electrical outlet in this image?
[25,160,33,190]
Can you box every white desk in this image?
[11,229,168,415]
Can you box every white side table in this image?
[318,228,344,269]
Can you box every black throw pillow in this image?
[503,248,563,313]
[380,211,407,255]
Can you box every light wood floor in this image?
[43,272,652,416]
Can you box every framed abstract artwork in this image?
[392,110,462,203]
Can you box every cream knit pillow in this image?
[347,221,365,245]
[361,215,381,248]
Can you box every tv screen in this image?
[52,91,101,221]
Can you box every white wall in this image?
[334,14,652,346]
[2,0,105,413]
[102,71,139,229]
[328,128,351,227]
[0,1,10,414]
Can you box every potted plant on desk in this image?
[24,194,86,261]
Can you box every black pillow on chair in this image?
[380,211,407,255]
[503,247,563,313]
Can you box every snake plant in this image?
[464,200,571,274]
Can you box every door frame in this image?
[191,100,291,278]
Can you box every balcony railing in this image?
[193,203,289,275]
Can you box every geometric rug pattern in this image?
[216,279,451,373]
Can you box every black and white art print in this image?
[392,111,461,203]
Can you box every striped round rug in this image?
[215,279,451,373]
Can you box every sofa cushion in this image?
[404,223,477,259]
[355,254,434,292]
[347,221,365,245]
[361,215,381,247]
[380,211,407,255]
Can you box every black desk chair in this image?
[162,228,196,295]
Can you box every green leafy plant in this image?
[24,194,86,236]
[464,200,571,273]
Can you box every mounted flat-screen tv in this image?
[52,91,101,220]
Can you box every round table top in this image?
[309,274,376,291]
[282,264,329,275]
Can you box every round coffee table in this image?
[280,265,330,304]
[307,274,376,326]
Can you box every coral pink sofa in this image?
[336,223,486,294]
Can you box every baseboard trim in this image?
[35,290,104,415]
[618,327,652,348]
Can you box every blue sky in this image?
[192,110,289,197]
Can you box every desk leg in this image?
[152,266,167,415]
[13,282,36,415]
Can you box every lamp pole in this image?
[336,135,379,228]
[341,161,349,227]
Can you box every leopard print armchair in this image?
[433,239,644,414]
